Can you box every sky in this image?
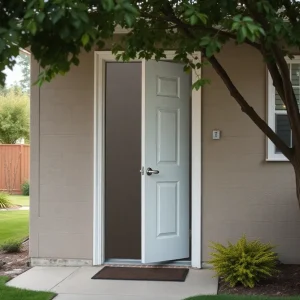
[4,64,23,86]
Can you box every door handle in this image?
[146,167,160,176]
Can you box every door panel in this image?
[157,109,179,164]
[142,60,190,263]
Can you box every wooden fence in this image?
[0,144,30,195]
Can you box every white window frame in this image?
[267,56,300,161]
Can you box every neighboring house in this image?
[30,38,300,268]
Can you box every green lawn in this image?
[0,211,29,244]
[0,277,55,300]
[186,296,299,300]
[8,195,29,207]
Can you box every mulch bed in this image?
[0,240,30,278]
[218,264,300,296]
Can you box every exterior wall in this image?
[202,43,300,264]
[30,43,300,264]
[30,51,94,261]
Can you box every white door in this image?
[141,60,190,264]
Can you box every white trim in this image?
[267,71,287,161]
[105,259,191,267]
[93,51,202,268]
[93,52,105,265]
[191,57,202,268]
[266,57,300,161]
[141,58,146,262]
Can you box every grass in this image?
[8,195,29,207]
[186,296,300,300]
[0,277,55,300]
[0,211,29,244]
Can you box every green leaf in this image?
[39,0,45,9]
[72,19,82,29]
[247,23,257,34]
[184,8,194,17]
[183,65,191,73]
[27,0,36,10]
[206,45,214,58]
[71,56,80,66]
[237,26,248,43]
[0,28,7,34]
[263,2,270,13]
[97,40,105,49]
[233,14,242,22]
[102,0,114,11]
[0,39,5,53]
[36,12,45,23]
[232,22,240,31]
[196,12,208,24]
[192,78,211,90]
[59,26,70,39]
[199,36,211,46]
[258,27,266,36]
[242,16,253,22]
[81,33,90,46]
[28,20,37,35]
[124,13,134,27]
[51,10,64,24]
[123,3,138,15]
[274,24,281,33]
[190,15,198,26]
[241,26,247,39]
[78,12,89,24]
[24,10,35,19]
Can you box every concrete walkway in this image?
[7,266,218,300]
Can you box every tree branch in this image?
[260,45,286,102]
[160,1,293,160]
[206,54,293,161]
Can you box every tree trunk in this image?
[292,157,300,207]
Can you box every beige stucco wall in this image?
[202,43,300,264]
[30,52,94,261]
[30,43,300,264]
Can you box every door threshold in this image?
[104,259,191,267]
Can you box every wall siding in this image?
[30,52,94,260]
[31,44,300,264]
[202,43,299,264]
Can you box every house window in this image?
[267,58,300,161]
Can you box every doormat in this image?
[91,266,189,282]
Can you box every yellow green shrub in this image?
[209,236,278,288]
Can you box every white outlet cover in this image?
[212,130,221,140]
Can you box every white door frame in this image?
[93,51,202,268]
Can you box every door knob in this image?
[146,167,160,176]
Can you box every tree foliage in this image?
[0,87,30,144]
[2,1,300,201]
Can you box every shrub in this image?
[209,235,278,288]
[21,181,29,196]
[0,239,22,253]
[0,192,12,209]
